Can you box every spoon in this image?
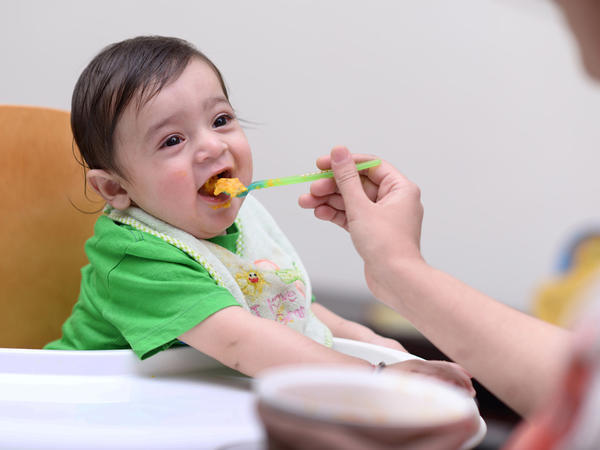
[233,159,382,198]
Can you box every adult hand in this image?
[299,146,425,301]
[387,360,476,397]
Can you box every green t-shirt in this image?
[45,216,242,359]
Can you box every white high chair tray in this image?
[0,338,485,449]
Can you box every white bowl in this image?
[256,339,487,449]
[256,365,478,428]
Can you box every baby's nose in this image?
[195,132,227,161]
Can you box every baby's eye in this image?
[213,114,232,128]
[162,135,183,148]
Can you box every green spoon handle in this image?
[238,159,381,197]
[273,159,381,186]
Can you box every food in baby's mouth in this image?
[203,176,247,198]
[214,177,248,197]
[203,176,247,209]
[204,175,219,195]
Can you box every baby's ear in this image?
[86,169,132,210]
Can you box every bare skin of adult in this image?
[298,1,600,420]
[299,149,570,417]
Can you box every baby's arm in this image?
[179,305,373,376]
[180,305,474,395]
[311,302,407,352]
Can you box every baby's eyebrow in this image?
[143,96,231,141]
[144,112,180,141]
[203,95,231,110]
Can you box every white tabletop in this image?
[0,339,484,449]
[0,347,263,449]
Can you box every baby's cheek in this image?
[156,173,189,199]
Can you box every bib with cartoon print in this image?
[106,196,333,347]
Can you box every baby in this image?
[46,35,473,392]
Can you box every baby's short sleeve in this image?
[44,216,243,358]
[102,234,241,359]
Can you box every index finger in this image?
[317,153,397,187]
[316,152,377,170]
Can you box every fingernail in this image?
[331,147,349,163]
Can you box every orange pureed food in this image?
[211,200,232,210]
[214,177,247,197]
[203,176,248,209]
[203,176,219,195]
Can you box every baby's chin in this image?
[191,202,244,239]
[190,225,231,239]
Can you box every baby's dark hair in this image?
[71,35,228,177]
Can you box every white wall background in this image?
[2,0,600,312]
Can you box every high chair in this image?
[0,109,487,450]
[0,105,101,348]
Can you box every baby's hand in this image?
[388,360,476,397]
[367,334,408,352]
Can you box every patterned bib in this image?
[106,196,333,347]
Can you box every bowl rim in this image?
[254,364,479,429]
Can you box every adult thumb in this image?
[330,147,370,214]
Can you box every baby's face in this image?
[113,58,252,239]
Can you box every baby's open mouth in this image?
[199,171,230,199]
[200,171,247,198]
[199,170,247,209]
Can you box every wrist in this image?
[370,252,427,284]
[368,257,432,312]
[364,333,405,351]
[371,361,387,373]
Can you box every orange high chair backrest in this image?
[0,105,101,348]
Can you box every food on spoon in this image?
[203,175,247,209]
[203,176,247,198]
[214,177,248,197]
